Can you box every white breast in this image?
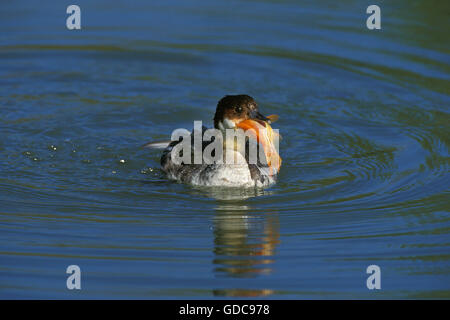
[189,151,255,187]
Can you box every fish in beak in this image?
[236,115,281,175]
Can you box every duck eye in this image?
[235,106,243,113]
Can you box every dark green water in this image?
[0,0,449,298]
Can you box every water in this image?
[0,0,449,298]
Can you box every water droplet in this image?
[140,167,155,174]
[119,159,125,163]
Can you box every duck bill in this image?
[248,110,271,126]
[254,111,270,122]
[236,120,282,175]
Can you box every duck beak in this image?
[254,111,270,122]
[249,110,270,125]
[250,110,279,125]
[236,119,282,175]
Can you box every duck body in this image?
[157,95,281,188]
[161,126,276,188]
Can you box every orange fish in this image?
[236,116,281,175]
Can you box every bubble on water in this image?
[49,145,57,151]
[112,170,117,174]
[119,159,126,163]
[140,167,154,174]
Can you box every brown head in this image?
[213,95,270,130]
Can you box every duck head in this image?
[213,95,281,174]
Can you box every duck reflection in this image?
[212,201,280,297]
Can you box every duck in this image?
[145,95,281,188]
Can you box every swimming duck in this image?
[147,95,281,188]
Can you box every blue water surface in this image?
[0,0,449,298]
